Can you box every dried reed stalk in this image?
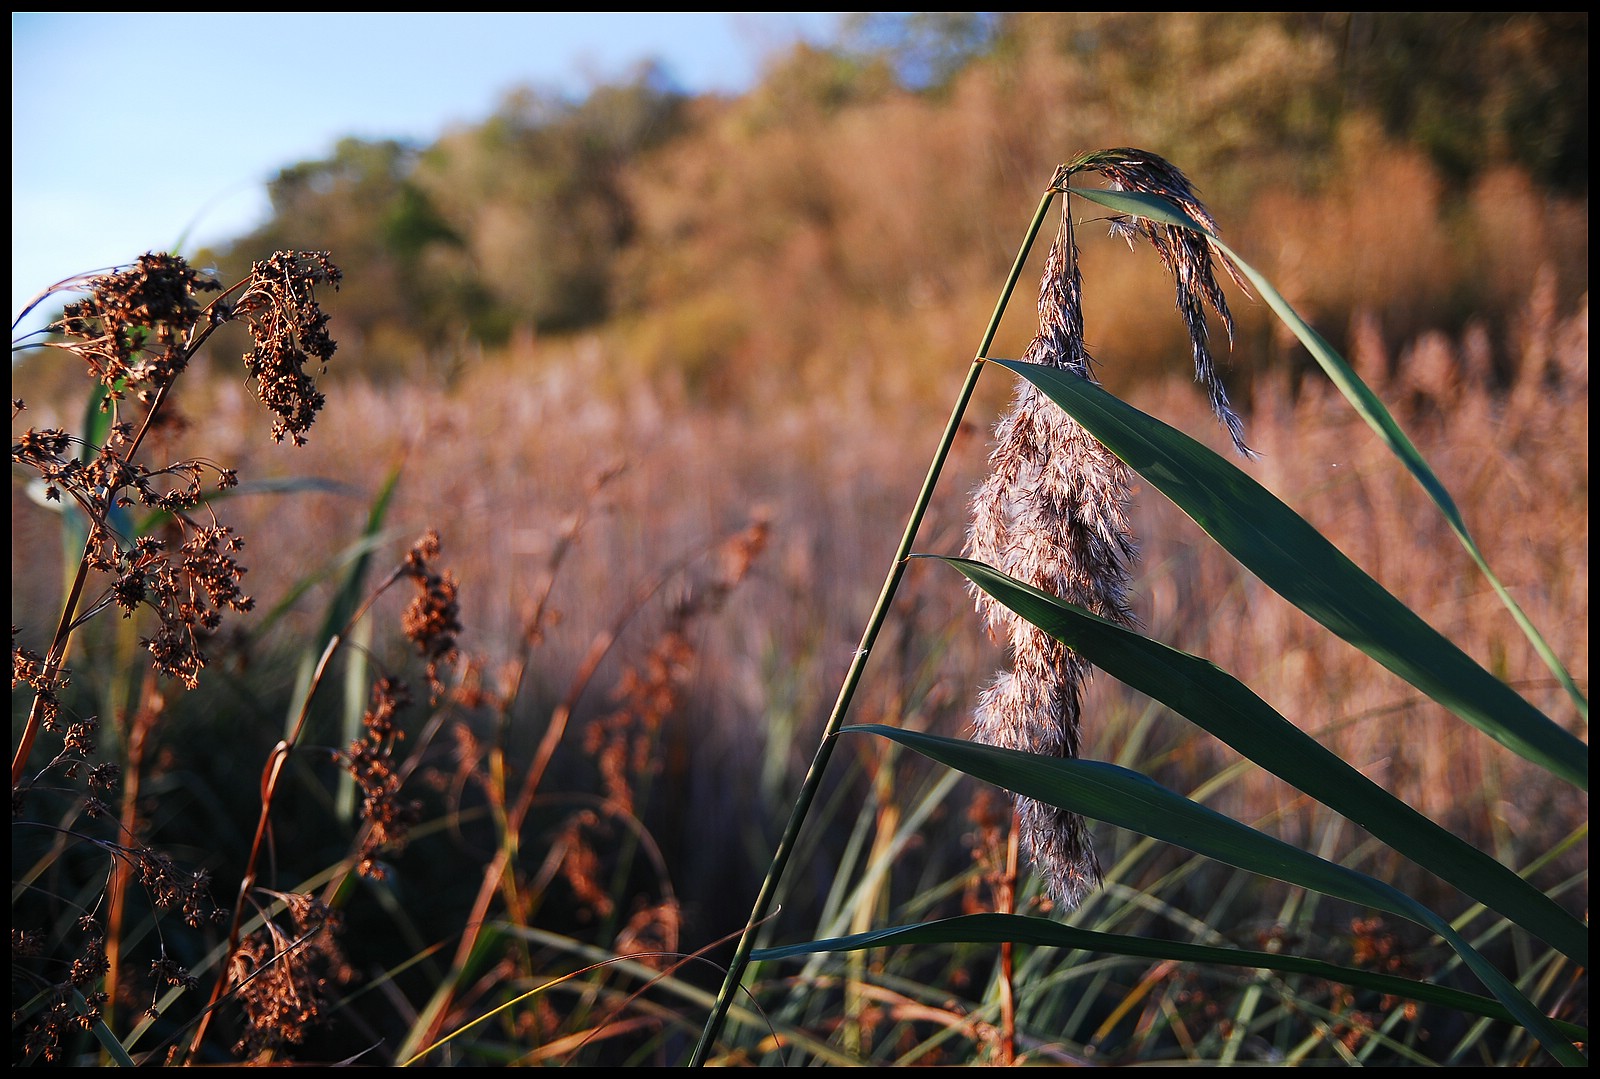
[965,151,1248,909]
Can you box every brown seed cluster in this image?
[343,675,422,880]
[400,529,464,703]
[229,251,342,445]
[13,251,341,701]
[11,632,66,744]
[227,893,354,1060]
[14,916,111,1063]
[121,845,223,930]
[55,252,220,396]
[135,522,254,690]
[335,533,468,880]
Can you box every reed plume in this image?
[965,152,1248,909]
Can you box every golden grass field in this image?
[15,263,1585,888]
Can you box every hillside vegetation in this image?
[191,12,1586,396]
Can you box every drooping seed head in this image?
[1063,148,1255,457]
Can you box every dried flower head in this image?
[229,251,341,446]
[131,847,221,929]
[13,250,341,780]
[343,675,422,879]
[12,632,63,737]
[54,253,221,397]
[228,893,353,1059]
[400,529,464,702]
[966,154,1249,910]
[1060,148,1255,456]
[15,917,112,1062]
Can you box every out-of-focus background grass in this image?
[12,12,1587,1065]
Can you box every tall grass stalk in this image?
[688,180,1064,1066]
[694,152,1587,1065]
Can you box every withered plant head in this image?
[228,892,354,1060]
[1023,182,1092,379]
[343,675,422,880]
[1060,148,1255,456]
[228,251,341,446]
[15,916,110,1063]
[401,529,464,703]
[53,253,221,399]
[329,533,465,880]
[966,199,1134,907]
[12,251,340,702]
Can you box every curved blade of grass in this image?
[991,357,1586,792]
[315,464,402,783]
[249,529,397,638]
[132,475,357,537]
[843,724,1583,1065]
[317,464,403,646]
[1070,184,1586,723]
[935,554,1587,965]
[72,989,138,1067]
[751,913,1588,1044]
[491,925,864,1067]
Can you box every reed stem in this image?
[688,184,1061,1065]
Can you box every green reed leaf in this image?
[73,988,138,1067]
[752,913,1589,1044]
[842,725,1585,1065]
[934,554,1587,964]
[133,475,354,538]
[1069,184,1587,723]
[991,357,1586,792]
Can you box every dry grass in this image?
[1131,286,1589,854]
[10,135,1586,1061]
[17,273,1581,876]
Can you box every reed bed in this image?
[11,156,1586,1065]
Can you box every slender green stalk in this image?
[688,186,1062,1065]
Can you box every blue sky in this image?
[11,12,844,334]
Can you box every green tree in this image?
[414,64,685,337]
[1330,11,1587,193]
[207,137,485,374]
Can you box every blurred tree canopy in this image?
[201,12,1585,381]
[207,63,684,370]
[839,11,1003,91]
[848,12,1585,191]
[1331,11,1587,192]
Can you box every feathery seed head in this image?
[1063,148,1256,457]
[966,153,1253,909]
